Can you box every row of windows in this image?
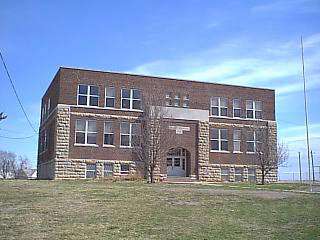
[86,163,130,178]
[75,120,141,147]
[77,85,142,110]
[221,167,256,182]
[75,85,264,120]
[210,128,262,153]
[41,98,51,123]
[211,97,262,119]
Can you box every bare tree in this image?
[0,150,17,179]
[15,156,30,179]
[250,124,288,184]
[133,88,173,183]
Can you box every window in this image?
[182,95,189,108]
[210,128,228,151]
[121,89,142,110]
[75,120,97,145]
[86,164,96,178]
[120,122,141,147]
[246,131,262,153]
[78,85,99,106]
[221,168,229,182]
[105,86,115,108]
[120,122,130,147]
[104,163,114,177]
[233,130,241,152]
[233,99,241,118]
[235,168,243,182]
[248,168,256,182]
[104,122,114,145]
[165,93,172,106]
[174,94,180,107]
[44,129,49,150]
[211,97,228,117]
[120,163,130,174]
[47,98,51,114]
[246,100,262,119]
[174,158,180,166]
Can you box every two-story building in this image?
[37,67,277,182]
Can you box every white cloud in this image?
[129,33,320,94]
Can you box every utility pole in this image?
[298,152,302,183]
[300,36,312,192]
[311,150,315,182]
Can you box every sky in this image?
[0,0,319,180]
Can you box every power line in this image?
[0,50,38,134]
[0,134,36,140]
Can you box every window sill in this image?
[119,146,133,149]
[120,108,143,112]
[120,172,130,175]
[103,144,115,148]
[246,152,255,155]
[74,143,99,147]
[233,151,243,154]
[210,150,230,153]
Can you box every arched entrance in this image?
[166,148,190,177]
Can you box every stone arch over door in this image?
[166,147,191,177]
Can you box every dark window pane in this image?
[234,109,241,117]
[122,89,130,98]
[122,99,130,109]
[90,86,99,95]
[211,107,219,116]
[167,158,172,166]
[221,140,228,151]
[86,164,96,170]
[106,87,115,97]
[104,134,114,145]
[121,135,130,146]
[79,85,88,94]
[104,163,114,177]
[247,142,254,152]
[87,133,97,144]
[247,110,253,118]
[89,96,99,106]
[76,120,86,131]
[220,108,227,116]
[78,95,87,105]
[255,111,262,119]
[174,158,180,166]
[235,174,243,182]
[132,89,140,99]
[220,129,228,139]
[247,131,254,141]
[76,132,85,144]
[133,100,141,110]
[106,98,115,108]
[120,122,130,134]
[211,128,219,139]
[86,171,96,178]
[211,140,219,150]
[120,163,129,173]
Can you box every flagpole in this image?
[300,36,312,192]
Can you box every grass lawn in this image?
[0,180,319,240]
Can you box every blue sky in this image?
[0,0,319,179]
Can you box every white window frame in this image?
[246,131,259,153]
[173,94,180,107]
[120,122,141,148]
[233,98,241,118]
[77,85,99,107]
[104,162,114,177]
[246,100,262,119]
[165,92,172,106]
[210,97,228,117]
[85,163,97,179]
[105,86,115,108]
[103,121,114,146]
[120,163,130,174]
[75,120,98,146]
[233,129,241,153]
[210,128,229,152]
[121,88,142,110]
[182,95,189,108]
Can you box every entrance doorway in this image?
[167,148,188,177]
